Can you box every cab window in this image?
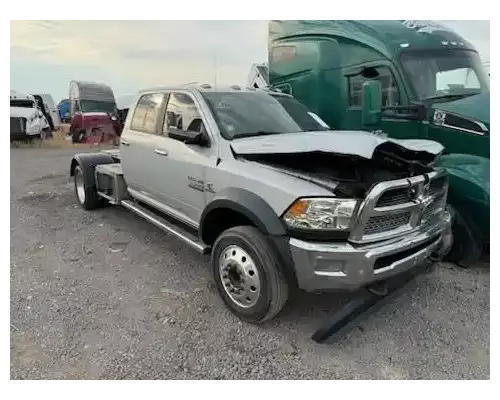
[348,66,400,107]
[163,92,206,138]
[131,93,165,133]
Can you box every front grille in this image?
[350,170,448,243]
[10,117,26,134]
[364,212,411,235]
[377,188,411,207]
[376,175,447,207]
[422,193,446,222]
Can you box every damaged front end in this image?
[231,130,450,248]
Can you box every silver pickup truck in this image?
[70,84,453,323]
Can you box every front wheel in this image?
[211,226,289,323]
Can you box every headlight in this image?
[282,198,358,231]
[111,115,117,121]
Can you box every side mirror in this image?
[170,129,209,146]
[362,80,382,126]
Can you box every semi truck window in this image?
[131,93,164,134]
[163,92,205,138]
[348,66,400,107]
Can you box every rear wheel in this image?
[211,226,289,323]
[74,165,106,210]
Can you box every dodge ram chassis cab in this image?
[70,84,453,323]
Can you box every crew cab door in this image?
[157,91,217,225]
[119,92,168,201]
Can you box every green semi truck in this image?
[248,20,490,266]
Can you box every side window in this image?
[131,93,164,133]
[348,66,400,107]
[163,92,206,138]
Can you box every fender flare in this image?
[200,187,287,237]
[200,187,297,286]
[70,152,116,187]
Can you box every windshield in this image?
[11,99,35,108]
[80,100,116,113]
[401,49,489,100]
[201,91,329,139]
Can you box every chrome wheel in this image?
[219,245,261,308]
[75,169,86,204]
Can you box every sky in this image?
[10,20,490,103]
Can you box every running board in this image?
[121,200,210,254]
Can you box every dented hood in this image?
[231,130,444,161]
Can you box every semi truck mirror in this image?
[362,80,382,126]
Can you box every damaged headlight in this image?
[282,198,358,231]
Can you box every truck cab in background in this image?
[69,80,121,143]
[249,20,490,266]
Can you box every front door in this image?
[155,91,218,225]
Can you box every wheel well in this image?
[201,208,256,246]
[70,159,79,176]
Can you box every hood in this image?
[431,92,490,131]
[230,130,444,163]
[10,106,39,119]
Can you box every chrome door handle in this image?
[154,149,169,156]
[121,139,130,146]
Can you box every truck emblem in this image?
[433,110,446,126]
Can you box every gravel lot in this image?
[10,147,490,379]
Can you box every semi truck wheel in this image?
[211,226,289,323]
[73,165,106,210]
[444,206,482,268]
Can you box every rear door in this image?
[119,92,167,200]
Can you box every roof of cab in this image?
[139,83,292,96]
[269,20,477,60]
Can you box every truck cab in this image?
[68,80,121,143]
[250,20,490,265]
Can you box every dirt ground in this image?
[10,147,490,379]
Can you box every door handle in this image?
[121,139,130,146]
[154,149,169,156]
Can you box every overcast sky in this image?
[10,20,490,102]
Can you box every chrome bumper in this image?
[290,209,452,292]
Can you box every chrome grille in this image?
[422,193,446,222]
[10,117,26,134]
[377,188,411,207]
[350,170,448,243]
[364,212,411,235]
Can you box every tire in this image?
[444,206,483,267]
[72,129,85,144]
[211,226,289,323]
[73,165,106,210]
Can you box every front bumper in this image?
[290,209,452,292]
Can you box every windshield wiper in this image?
[423,92,478,101]
[234,131,284,139]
